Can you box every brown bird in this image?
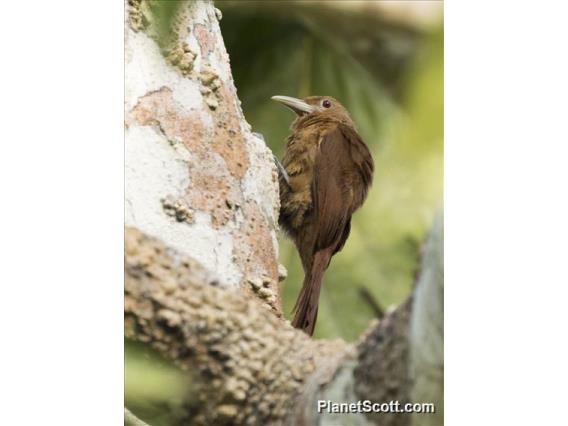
[272,95,374,336]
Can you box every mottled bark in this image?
[125,0,281,309]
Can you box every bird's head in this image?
[271,95,354,128]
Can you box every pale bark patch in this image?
[125,0,280,298]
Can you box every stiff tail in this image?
[292,250,332,336]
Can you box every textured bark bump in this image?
[127,0,149,32]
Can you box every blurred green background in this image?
[126,2,443,423]
[218,0,443,340]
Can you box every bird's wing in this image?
[312,124,374,253]
[338,123,374,206]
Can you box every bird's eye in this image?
[322,99,331,108]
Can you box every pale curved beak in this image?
[271,95,315,115]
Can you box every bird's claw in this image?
[273,154,290,186]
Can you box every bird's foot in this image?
[273,154,290,187]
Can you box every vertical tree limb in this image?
[125,0,281,310]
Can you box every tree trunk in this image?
[124,1,443,425]
[125,0,282,311]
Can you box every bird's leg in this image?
[273,154,290,187]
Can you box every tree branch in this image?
[125,226,348,425]
[125,218,443,426]
[359,286,386,319]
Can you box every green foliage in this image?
[218,2,443,340]
[125,340,193,425]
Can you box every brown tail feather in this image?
[292,250,332,336]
